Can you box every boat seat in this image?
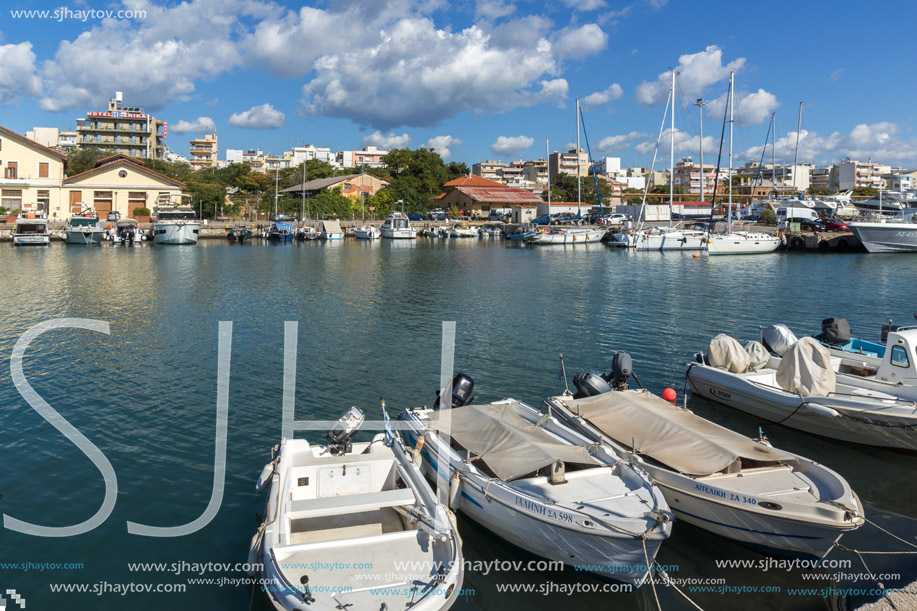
[288,488,416,520]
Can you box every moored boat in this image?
[65,209,104,245]
[267,222,294,241]
[525,226,604,245]
[354,225,381,240]
[380,211,417,239]
[849,208,917,253]
[12,210,50,246]
[152,195,199,245]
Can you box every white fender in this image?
[805,403,840,418]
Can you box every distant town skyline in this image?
[2,0,916,169]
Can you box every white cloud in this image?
[740,122,917,165]
[562,0,607,10]
[0,41,41,104]
[553,23,608,60]
[645,0,668,8]
[170,116,217,134]
[363,130,412,148]
[706,88,780,126]
[491,135,534,156]
[39,0,268,111]
[635,45,745,105]
[475,0,515,20]
[596,131,648,153]
[228,103,285,129]
[582,83,623,108]
[828,68,844,81]
[634,128,717,159]
[426,135,463,159]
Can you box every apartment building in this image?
[23,127,79,154]
[472,160,506,181]
[0,125,66,216]
[189,133,218,170]
[75,92,167,159]
[810,166,836,192]
[548,149,588,178]
[672,158,721,196]
[339,145,388,168]
[837,159,889,191]
[737,162,812,192]
[522,159,548,186]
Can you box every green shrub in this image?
[132,207,151,217]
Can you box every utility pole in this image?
[694,98,707,207]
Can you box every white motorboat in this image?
[381,212,417,239]
[850,208,917,253]
[12,210,51,246]
[250,407,463,611]
[854,193,907,216]
[545,356,863,559]
[628,226,708,251]
[319,219,344,240]
[477,223,503,238]
[444,223,476,238]
[354,225,381,240]
[686,334,917,451]
[110,218,143,245]
[65,209,104,245]
[399,374,672,586]
[707,231,780,255]
[422,226,442,238]
[525,226,604,245]
[152,194,199,245]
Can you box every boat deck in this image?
[512,468,652,518]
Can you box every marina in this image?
[1,239,915,610]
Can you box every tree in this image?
[852,186,878,197]
[184,179,224,218]
[541,172,611,206]
[381,148,449,210]
[66,147,116,176]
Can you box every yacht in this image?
[65,209,104,245]
[850,207,917,253]
[12,209,50,246]
[152,195,199,245]
[380,211,417,239]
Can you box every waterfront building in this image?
[837,158,889,191]
[522,159,548,187]
[75,92,167,159]
[281,174,389,201]
[673,157,722,195]
[810,166,836,192]
[737,162,812,193]
[0,125,66,216]
[434,175,541,216]
[472,160,506,182]
[189,133,218,170]
[549,149,588,179]
[63,154,184,219]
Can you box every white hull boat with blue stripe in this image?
[545,390,863,559]
[399,400,672,586]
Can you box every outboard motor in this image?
[609,351,633,390]
[434,372,474,409]
[572,372,612,399]
[326,406,365,455]
[761,324,798,356]
[882,321,903,344]
[819,317,851,346]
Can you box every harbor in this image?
[1,240,914,610]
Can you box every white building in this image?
[226,149,243,164]
[837,159,889,191]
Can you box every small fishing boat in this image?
[445,223,477,238]
[548,353,864,559]
[319,219,345,240]
[504,225,536,241]
[297,226,320,241]
[399,374,672,586]
[380,211,417,239]
[12,209,50,246]
[525,226,604,245]
[354,225,381,240]
[65,209,104,245]
[226,226,252,243]
[267,222,294,242]
[477,223,503,238]
[686,333,917,451]
[249,406,463,611]
[110,218,143,245]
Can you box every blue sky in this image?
[2,0,915,170]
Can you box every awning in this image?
[273,222,293,231]
[321,220,343,234]
[555,391,796,476]
[428,402,597,481]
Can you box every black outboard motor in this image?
[434,372,474,409]
[882,321,903,343]
[572,372,612,399]
[819,317,850,346]
[609,351,633,390]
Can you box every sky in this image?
[2,0,916,171]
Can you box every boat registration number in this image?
[695,483,756,505]
[515,497,575,523]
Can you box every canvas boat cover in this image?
[557,391,797,476]
[775,336,836,396]
[427,402,597,481]
[744,340,771,371]
[762,324,798,356]
[708,334,751,373]
[273,222,293,232]
[321,220,343,234]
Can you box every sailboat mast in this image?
[546,138,551,205]
[576,97,581,217]
[793,101,802,193]
[669,69,675,228]
[728,71,734,233]
[695,98,706,211]
[771,112,776,198]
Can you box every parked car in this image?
[407,212,426,221]
[552,212,579,225]
[429,209,448,221]
[107,211,121,222]
[590,212,630,226]
[797,218,826,232]
[823,218,849,232]
[531,214,551,225]
[487,210,510,222]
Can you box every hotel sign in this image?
[87,111,148,119]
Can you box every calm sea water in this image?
[0,240,914,610]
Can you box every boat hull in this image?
[685,362,917,450]
[850,222,917,253]
[380,228,417,239]
[13,234,50,246]
[627,229,707,251]
[526,229,604,245]
[152,222,200,245]
[707,233,780,255]
[65,228,105,244]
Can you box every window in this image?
[38,162,49,178]
[891,346,910,369]
[5,162,17,179]
[2,188,22,208]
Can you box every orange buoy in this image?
[692,253,698,258]
[662,388,677,402]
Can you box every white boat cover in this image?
[708,334,751,373]
[559,391,797,476]
[762,324,798,356]
[744,340,771,371]
[775,337,836,396]
[427,402,597,481]
[322,220,344,234]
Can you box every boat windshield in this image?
[157,208,197,221]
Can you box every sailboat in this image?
[615,70,706,250]
[526,99,603,245]
[706,72,781,255]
